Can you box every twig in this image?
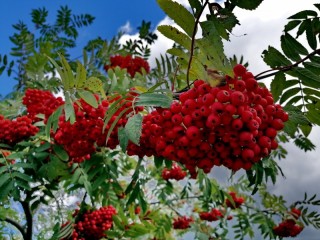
[186,0,210,88]
[2,217,27,239]
[255,48,320,80]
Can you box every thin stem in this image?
[186,0,210,88]
[2,217,27,239]
[255,48,320,80]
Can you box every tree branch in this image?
[2,217,27,239]
[255,48,320,80]
[21,201,33,240]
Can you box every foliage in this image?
[0,0,320,240]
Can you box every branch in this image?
[2,217,27,239]
[21,201,33,240]
[186,0,210,87]
[255,48,320,80]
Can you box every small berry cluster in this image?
[129,64,288,176]
[173,216,193,229]
[226,192,245,209]
[104,55,150,78]
[161,164,187,181]
[273,208,303,237]
[22,88,64,122]
[69,206,116,240]
[0,115,38,145]
[199,208,224,222]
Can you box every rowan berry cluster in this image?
[129,64,288,176]
[104,55,150,78]
[226,192,245,209]
[273,208,304,237]
[199,208,224,221]
[22,88,64,122]
[173,216,193,229]
[161,164,187,181]
[0,115,38,145]
[68,206,116,240]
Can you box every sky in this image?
[1,0,320,238]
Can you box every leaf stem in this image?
[255,48,320,80]
[186,0,210,88]
[21,200,33,240]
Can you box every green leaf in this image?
[64,93,76,124]
[288,10,318,19]
[0,173,11,189]
[188,0,202,16]
[75,61,87,88]
[306,108,320,126]
[135,93,172,108]
[294,67,320,88]
[306,19,317,50]
[125,114,142,146]
[154,156,164,168]
[262,46,292,68]
[118,127,129,152]
[52,144,69,161]
[280,87,300,104]
[77,89,98,108]
[270,72,286,102]
[284,20,301,32]
[157,25,191,49]
[230,0,263,10]
[0,180,14,200]
[281,34,306,61]
[157,0,195,37]
[300,123,312,137]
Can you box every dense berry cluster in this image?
[173,216,193,229]
[161,164,187,180]
[54,93,142,163]
[226,192,245,209]
[273,219,304,237]
[69,206,116,240]
[199,208,224,222]
[104,55,150,78]
[273,208,303,237]
[0,115,38,145]
[129,64,288,176]
[22,88,64,122]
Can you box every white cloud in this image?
[118,21,133,34]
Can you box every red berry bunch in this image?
[129,64,288,176]
[226,192,245,209]
[290,208,302,219]
[173,216,193,229]
[54,93,142,164]
[161,164,187,181]
[104,55,150,78]
[273,219,304,238]
[69,206,116,240]
[199,208,224,222]
[22,88,64,122]
[0,115,39,145]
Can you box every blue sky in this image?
[0,0,166,97]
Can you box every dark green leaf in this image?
[280,87,300,104]
[284,20,301,32]
[230,0,263,10]
[294,67,320,88]
[157,0,195,37]
[300,124,312,137]
[270,72,286,102]
[306,19,317,49]
[262,46,291,68]
[281,34,305,61]
[288,10,317,19]
[53,144,69,161]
